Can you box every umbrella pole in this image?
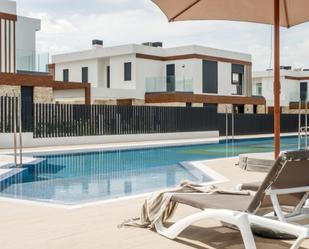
[274,0,280,159]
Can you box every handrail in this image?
[298,99,309,150]
[18,94,23,167]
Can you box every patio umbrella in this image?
[151,0,309,158]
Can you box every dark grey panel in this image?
[300,82,308,101]
[82,67,88,83]
[166,64,175,92]
[107,66,110,88]
[124,62,132,81]
[63,69,69,82]
[232,64,244,74]
[203,60,218,94]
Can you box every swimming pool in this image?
[0,136,304,205]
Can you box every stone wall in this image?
[282,106,309,114]
[0,85,20,97]
[33,87,53,103]
[132,99,145,106]
[257,105,266,114]
[218,104,233,113]
[192,103,204,108]
[244,104,253,114]
[94,99,118,105]
[145,102,186,107]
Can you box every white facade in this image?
[253,69,309,107]
[52,44,252,102]
[0,0,41,73]
[16,16,41,72]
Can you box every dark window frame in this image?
[63,69,69,82]
[300,81,308,101]
[81,67,88,83]
[202,60,218,94]
[107,66,110,88]
[124,62,132,81]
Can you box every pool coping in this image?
[0,132,298,157]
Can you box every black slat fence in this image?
[33,104,218,138]
[0,96,305,138]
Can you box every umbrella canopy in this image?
[152,0,309,158]
[152,0,309,27]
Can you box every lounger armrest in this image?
[266,186,309,195]
[237,181,262,191]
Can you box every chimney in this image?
[142,42,163,48]
[92,39,103,49]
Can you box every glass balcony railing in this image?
[16,49,50,73]
[146,76,193,93]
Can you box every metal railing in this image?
[145,76,194,92]
[16,49,49,73]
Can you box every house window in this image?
[202,60,218,94]
[107,66,110,88]
[232,73,240,84]
[231,64,244,95]
[300,82,308,101]
[63,69,69,82]
[82,67,88,83]
[124,62,132,81]
[256,83,262,96]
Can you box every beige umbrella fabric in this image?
[152,0,309,28]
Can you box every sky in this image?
[16,0,309,71]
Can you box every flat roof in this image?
[52,44,252,64]
[253,69,309,79]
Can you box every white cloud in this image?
[17,0,309,71]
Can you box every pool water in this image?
[0,136,304,205]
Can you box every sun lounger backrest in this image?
[247,150,309,213]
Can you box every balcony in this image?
[16,49,49,73]
[146,76,193,93]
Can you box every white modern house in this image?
[0,0,90,105]
[253,68,309,113]
[52,41,266,112]
[0,0,44,73]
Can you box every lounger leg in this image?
[154,209,257,249]
[290,234,308,249]
[237,214,257,249]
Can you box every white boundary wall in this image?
[0,131,219,149]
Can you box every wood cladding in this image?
[0,72,91,104]
[0,16,16,73]
[136,53,252,66]
[0,12,17,21]
[289,102,309,109]
[145,92,265,105]
[285,76,309,81]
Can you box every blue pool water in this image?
[0,136,303,205]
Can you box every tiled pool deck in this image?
[0,157,308,249]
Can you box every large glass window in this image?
[232,73,240,84]
[231,64,244,95]
[256,83,262,96]
[124,62,132,81]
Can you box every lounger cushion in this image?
[171,193,253,211]
[171,193,297,239]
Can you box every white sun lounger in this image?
[154,150,309,249]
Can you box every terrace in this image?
[0,153,308,249]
